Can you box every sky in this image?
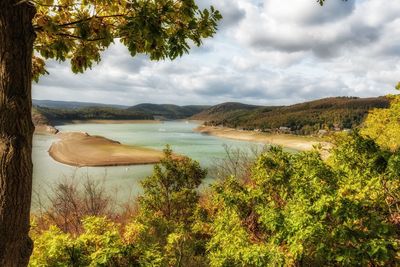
[33,0,400,106]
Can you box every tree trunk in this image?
[0,1,36,266]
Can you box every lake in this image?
[32,121,270,208]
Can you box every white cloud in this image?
[33,0,400,106]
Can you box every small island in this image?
[49,132,166,167]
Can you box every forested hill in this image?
[192,96,390,134]
[32,101,210,125]
[127,103,210,119]
[33,106,153,124]
[191,102,270,121]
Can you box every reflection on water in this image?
[32,121,268,209]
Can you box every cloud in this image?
[235,0,393,58]
[33,0,400,106]
[264,0,356,26]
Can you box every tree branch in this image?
[57,14,127,28]
[54,33,108,42]
[34,14,127,31]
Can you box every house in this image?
[279,126,291,133]
[318,129,328,136]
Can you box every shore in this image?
[195,125,328,151]
[34,124,59,135]
[49,132,166,167]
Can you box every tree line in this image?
[33,106,153,123]
[200,97,390,135]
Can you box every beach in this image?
[195,125,329,151]
[49,132,166,167]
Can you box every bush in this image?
[205,134,400,266]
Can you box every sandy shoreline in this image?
[195,125,328,151]
[49,132,166,167]
[34,124,59,135]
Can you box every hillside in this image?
[128,103,210,119]
[34,106,152,124]
[32,100,210,124]
[193,97,390,134]
[32,107,59,134]
[191,102,265,121]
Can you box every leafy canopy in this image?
[203,134,400,266]
[361,84,400,151]
[29,216,134,266]
[31,0,222,79]
[126,146,208,266]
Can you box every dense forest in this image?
[29,94,400,266]
[128,103,210,119]
[32,102,210,124]
[193,97,390,134]
[33,106,153,123]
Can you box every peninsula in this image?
[49,132,166,167]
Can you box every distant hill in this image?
[191,102,267,121]
[192,97,390,134]
[128,103,210,119]
[32,102,209,126]
[33,99,129,109]
[34,106,152,124]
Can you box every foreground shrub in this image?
[204,133,400,266]
[30,216,137,266]
[361,88,400,151]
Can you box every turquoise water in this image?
[32,121,268,208]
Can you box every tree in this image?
[361,85,400,151]
[138,146,206,224]
[30,216,135,266]
[0,1,221,265]
[125,147,208,266]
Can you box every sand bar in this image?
[49,132,166,167]
[195,125,329,151]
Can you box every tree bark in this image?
[0,1,36,266]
